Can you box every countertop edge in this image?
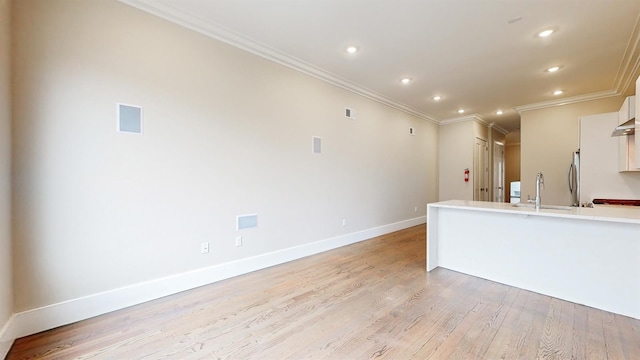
[427,200,640,225]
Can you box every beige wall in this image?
[0,0,13,351]
[505,143,521,203]
[11,0,438,311]
[438,119,489,201]
[439,121,473,200]
[520,97,625,205]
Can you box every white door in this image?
[474,138,489,201]
[493,142,505,202]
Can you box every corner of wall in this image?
[0,0,14,357]
[0,315,15,358]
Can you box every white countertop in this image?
[428,200,640,225]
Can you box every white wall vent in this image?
[237,214,258,230]
[117,103,143,134]
[312,136,322,154]
[345,107,356,120]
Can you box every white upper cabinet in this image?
[636,76,640,168]
[619,95,639,172]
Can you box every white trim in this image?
[117,0,440,125]
[0,317,13,359]
[117,0,640,123]
[0,341,11,360]
[439,114,487,126]
[488,122,508,135]
[613,14,640,94]
[514,90,619,114]
[0,216,425,342]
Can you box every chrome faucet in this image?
[535,172,544,210]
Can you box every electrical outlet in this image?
[414,206,418,212]
[201,242,209,254]
[342,218,347,226]
[235,236,242,247]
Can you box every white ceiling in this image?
[122,0,640,132]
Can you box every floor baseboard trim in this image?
[0,340,11,360]
[0,315,14,359]
[1,216,425,343]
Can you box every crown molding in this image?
[489,122,509,135]
[614,13,640,95]
[514,90,620,114]
[439,114,487,126]
[440,114,509,135]
[119,0,638,125]
[118,0,440,124]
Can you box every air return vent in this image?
[237,214,258,230]
[345,107,356,120]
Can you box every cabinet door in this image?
[636,76,640,166]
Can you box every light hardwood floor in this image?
[7,224,640,359]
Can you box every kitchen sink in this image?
[512,203,574,211]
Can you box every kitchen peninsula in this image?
[427,200,640,319]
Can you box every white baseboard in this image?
[0,315,13,359]
[0,216,425,346]
[0,340,11,360]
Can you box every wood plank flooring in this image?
[7,224,640,359]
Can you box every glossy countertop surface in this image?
[428,200,640,224]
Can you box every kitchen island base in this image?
[427,201,640,320]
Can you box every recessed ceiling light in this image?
[553,90,564,95]
[433,96,442,101]
[546,66,560,73]
[458,109,465,114]
[496,110,503,115]
[401,78,412,85]
[538,29,554,37]
[346,46,358,54]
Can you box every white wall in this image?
[11,0,438,315]
[0,0,13,355]
[520,97,624,205]
[580,113,640,202]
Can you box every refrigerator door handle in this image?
[568,164,574,193]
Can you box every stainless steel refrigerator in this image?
[568,150,580,206]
